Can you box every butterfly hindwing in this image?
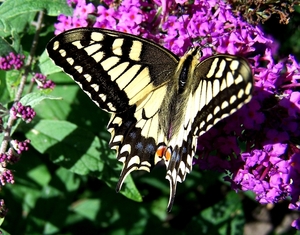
[191,54,253,136]
[108,85,169,190]
[164,53,253,210]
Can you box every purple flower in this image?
[10,102,36,123]
[73,1,95,20]
[32,73,55,90]
[10,139,30,155]
[0,52,25,70]
[279,91,300,117]
[0,151,19,166]
[0,169,14,185]
[95,6,117,29]
[54,15,72,35]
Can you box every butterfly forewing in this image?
[47,27,253,212]
[47,28,179,113]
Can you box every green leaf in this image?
[32,72,110,135]
[19,92,61,108]
[0,0,71,38]
[54,167,81,193]
[31,73,76,121]
[39,50,63,75]
[72,198,101,221]
[0,218,4,227]
[25,119,104,174]
[27,164,51,187]
[0,18,12,38]
[116,175,143,203]
[4,12,36,36]
[0,37,15,56]
[0,70,10,103]
[186,191,244,235]
[5,69,22,99]
[0,0,72,20]
[25,119,142,202]
[0,228,11,235]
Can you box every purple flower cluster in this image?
[53,0,276,57]
[0,169,14,185]
[10,139,30,155]
[10,102,36,123]
[0,140,29,187]
[0,102,34,208]
[0,152,19,167]
[54,0,300,229]
[32,73,56,90]
[0,168,15,186]
[0,52,25,70]
[0,150,18,187]
[196,48,300,228]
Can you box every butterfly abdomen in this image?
[159,47,202,139]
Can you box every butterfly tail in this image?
[166,164,177,212]
[108,111,158,192]
[165,141,195,212]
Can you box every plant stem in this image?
[0,11,44,154]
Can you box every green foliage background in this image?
[0,0,299,234]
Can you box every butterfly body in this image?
[47,28,253,211]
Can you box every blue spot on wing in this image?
[135,142,143,151]
[145,143,155,154]
[129,132,137,139]
[125,121,132,127]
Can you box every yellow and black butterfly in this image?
[47,27,253,211]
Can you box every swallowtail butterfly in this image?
[47,27,253,211]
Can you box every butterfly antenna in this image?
[177,3,195,49]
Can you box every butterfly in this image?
[47,27,253,211]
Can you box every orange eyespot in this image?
[155,146,167,157]
[165,148,172,161]
[155,146,172,161]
